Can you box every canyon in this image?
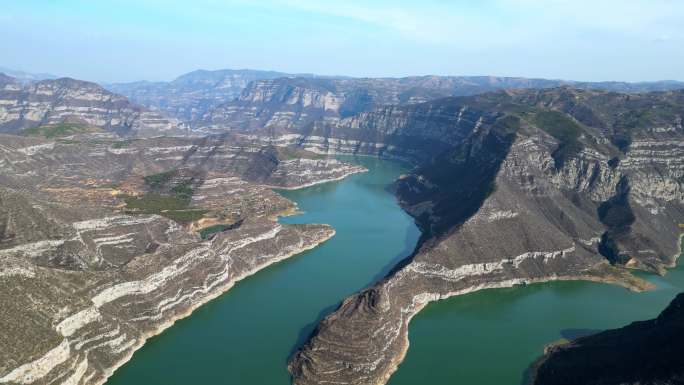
[286,87,684,385]
[0,114,364,384]
[1,69,683,385]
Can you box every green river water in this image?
[106,157,684,385]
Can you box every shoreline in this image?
[95,225,336,385]
[263,166,368,191]
[96,164,369,384]
[375,269,658,385]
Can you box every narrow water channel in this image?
[389,246,684,385]
[105,157,420,385]
[106,155,683,385]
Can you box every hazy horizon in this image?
[4,65,684,86]
[3,0,683,83]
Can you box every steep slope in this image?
[288,88,684,385]
[0,132,364,385]
[197,76,684,133]
[107,69,302,121]
[0,74,182,136]
[529,292,684,385]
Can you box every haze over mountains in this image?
[0,67,58,83]
[105,69,684,128]
[1,64,683,385]
[0,74,183,136]
[4,66,684,133]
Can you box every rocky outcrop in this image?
[288,88,684,385]
[0,74,182,136]
[196,76,684,134]
[0,132,363,384]
[529,292,684,385]
[237,97,500,164]
[107,69,303,121]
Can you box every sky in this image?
[1,0,683,83]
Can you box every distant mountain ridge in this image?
[107,69,684,125]
[0,73,182,136]
[0,66,58,82]
[196,75,684,133]
[106,69,316,121]
[0,66,683,385]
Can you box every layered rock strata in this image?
[107,69,301,121]
[197,76,684,134]
[288,88,684,385]
[0,74,182,136]
[0,133,362,385]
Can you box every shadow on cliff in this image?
[519,328,602,385]
[288,303,338,362]
[286,226,420,362]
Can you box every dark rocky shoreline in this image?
[528,291,684,385]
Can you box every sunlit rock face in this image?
[0,131,362,385]
[2,66,684,385]
[106,69,303,121]
[195,75,684,134]
[0,75,182,136]
[289,88,684,385]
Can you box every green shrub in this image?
[199,224,231,240]
[121,193,206,224]
[171,180,194,204]
[534,111,584,169]
[111,139,135,149]
[23,123,89,138]
[143,170,177,189]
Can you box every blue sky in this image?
[2,0,683,82]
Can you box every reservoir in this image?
[105,157,420,385]
[388,246,684,385]
[106,156,683,385]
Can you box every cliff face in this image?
[273,99,501,162]
[0,75,182,136]
[0,132,363,385]
[107,69,299,121]
[288,88,684,385]
[196,76,684,134]
[529,292,684,385]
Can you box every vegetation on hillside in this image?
[198,220,243,240]
[143,170,178,189]
[23,123,93,138]
[111,139,135,149]
[122,170,207,223]
[533,111,584,169]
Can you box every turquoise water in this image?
[105,157,420,385]
[388,248,684,385]
[106,155,683,385]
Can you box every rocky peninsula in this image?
[286,88,684,385]
[0,130,363,385]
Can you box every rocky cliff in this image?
[529,292,684,385]
[197,75,684,134]
[0,74,182,136]
[0,132,363,385]
[288,88,684,385]
[107,69,304,121]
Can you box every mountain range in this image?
[0,66,682,385]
